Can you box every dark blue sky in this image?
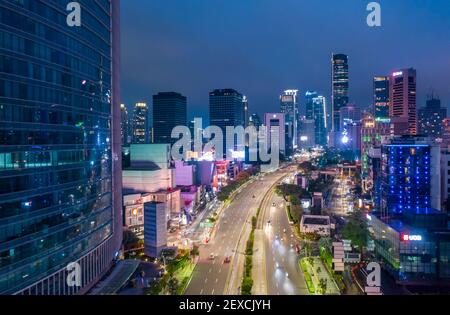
[120,0,450,121]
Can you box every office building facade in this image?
[331,54,349,133]
[280,89,298,152]
[144,202,167,258]
[373,76,390,120]
[132,102,151,144]
[0,0,122,294]
[153,92,187,145]
[121,104,131,145]
[312,95,327,147]
[418,97,447,139]
[380,136,440,217]
[209,89,245,155]
[264,113,285,155]
[389,69,417,135]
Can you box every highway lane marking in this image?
[200,289,203,295]
[212,289,215,294]
[205,278,208,283]
[209,268,212,273]
[215,278,219,283]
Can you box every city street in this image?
[330,176,354,217]
[260,192,309,295]
[184,171,287,295]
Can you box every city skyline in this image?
[1,0,450,300]
[120,0,450,120]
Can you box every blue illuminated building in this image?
[370,135,449,288]
[0,0,122,294]
[380,136,441,217]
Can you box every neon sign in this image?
[402,234,422,241]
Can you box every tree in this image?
[318,237,332,252]
[190,245,200,262]
[123,229,139,249]
[145,281,162,295]
[167,276,179,295]
[298,161,315,173]
[303,241,312,257]
[318,278,327,295]
[274,184,309,201]
[341,210,369,253]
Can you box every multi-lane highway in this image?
[185,171,287,295]
[259,187,309,295]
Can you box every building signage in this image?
[402,234,422,241]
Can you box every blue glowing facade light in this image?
[381,143,433,215]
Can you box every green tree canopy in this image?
[341,210,369,252]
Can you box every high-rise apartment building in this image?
[0,0,122,295]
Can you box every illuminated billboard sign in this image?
[402,234,422,241]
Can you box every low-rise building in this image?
[300,215,331,236]
[368,210,450,286]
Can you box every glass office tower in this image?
[153,92,187,145]
[0,0,122,294]
[373,76,390,121]
[331,54,349,133]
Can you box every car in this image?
[209,254,215,260]
[276,262,280,269]
[283,228,286,233]
[223,256,231,263]
[285,272,289,278]
[252,195,256,198]
[272,202,276,207]
[267,220,271,225]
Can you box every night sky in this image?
[120,0,450,121]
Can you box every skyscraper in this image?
[331,54,349,133]
[0,0,122,294]
[243,96,249,128]
[264,113,286,155]
[305,91,318,120]
[389,68,417,135]
[209,89,245,155]
[121,104,131,145]
[373,76,390,120]
[132,102,151,144]
[153,92,187,145]
[418,97,447,138]
[280,89,299,152]
[312,95,327,147]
